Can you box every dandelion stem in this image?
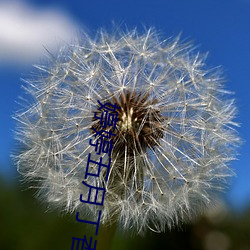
[97,221,118,250]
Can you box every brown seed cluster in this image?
[92,90,165,159]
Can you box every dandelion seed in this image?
[14,27,240,233]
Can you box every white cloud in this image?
[0,1,78,65]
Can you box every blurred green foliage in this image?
[1,175,250,250]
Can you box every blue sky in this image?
[1,0,249,210]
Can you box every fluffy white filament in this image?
[14,28,240,233]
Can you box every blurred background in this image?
[1,0,250,249]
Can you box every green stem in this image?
[97,221,118,250]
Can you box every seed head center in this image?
[120,107,138,131]
[91,90,164,157]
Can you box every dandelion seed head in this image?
[14,27,240,233]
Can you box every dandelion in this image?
[14,28,240,233]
